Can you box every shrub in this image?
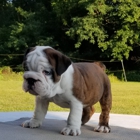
[0,66,12,74]
[126,71,140,82]
[0,67,23,81]
[107,70,140,82]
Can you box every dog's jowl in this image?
[22,46,112,136]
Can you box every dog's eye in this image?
[43,70,52,76]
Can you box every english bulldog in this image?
[22,46,112,136]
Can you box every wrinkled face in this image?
[22,46,71,98]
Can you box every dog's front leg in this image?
[22,96,49,128]
[61,99,83,136]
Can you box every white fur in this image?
[22,46,83,136]
[94,125,110,133]
[26,46,52,72]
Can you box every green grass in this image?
[94,82,140,115]
[0,73,140,115]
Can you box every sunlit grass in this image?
[0,73,140,115]
[94,82,140,115]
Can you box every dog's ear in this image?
[24,47,35,58]
[44,48,71,76]
[23,47,35,71]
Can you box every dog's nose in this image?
[27,78,37,86]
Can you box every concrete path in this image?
[0,112,140,140]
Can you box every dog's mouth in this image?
[25,78,40,96]
[23,71,53,97]
[28,89,38,96]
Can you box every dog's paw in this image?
[61,126,81,136]
[22,119,42,128]
[94,125,111,133]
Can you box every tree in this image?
[54,0,140,60]
[0,0,140,67]
[0,0,58,66]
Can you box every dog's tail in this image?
[94,61,106,72]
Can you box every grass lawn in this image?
[0,74,140,115]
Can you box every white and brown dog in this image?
[22,46,112,136]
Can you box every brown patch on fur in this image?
[72,62,112,128]
[82,106,95,125]
[44,48,71,82]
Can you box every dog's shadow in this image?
[1,118,140,140]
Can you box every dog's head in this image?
[22,46,71,98]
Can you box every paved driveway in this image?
[0,112,140,140]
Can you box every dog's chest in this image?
[50,94,70,108]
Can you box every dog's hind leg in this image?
[94,83,112,133]
[82,106,95,125]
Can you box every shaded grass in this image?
[0,73,140,115]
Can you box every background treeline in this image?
[0,0,140,72]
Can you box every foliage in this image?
[108,70,140,82]
[65,0,140,60]
[0,66,12,74]
[0,66,23,80]
[0,0,140,66]
[125,71,140,81]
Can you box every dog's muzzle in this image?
[27,78,37,90]
[23,71,52,97]
[24,77,40,95]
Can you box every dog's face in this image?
[22,46,71,98]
